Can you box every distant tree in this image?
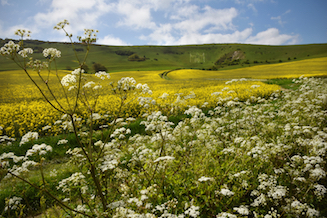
[81,64,89,73]
[93,63,107,72]
[243,60,250,64]
[128,54,145,61]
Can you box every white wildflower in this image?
[20,131,38,146]
[233,205,249,215]
[216,212,237,218]
[57,139,68,145]
[198,176,214,182]
[18,48,33,58]
[43,48,61,59]
[95,71,110,80]
[154,156,175,163]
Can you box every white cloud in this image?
[271,16,284,26]
[141,23,176,45]
[1,0,9,6]
[0,22,34,39]
[175,28,253,45]
[97,35,129,45]
[271,9,291,27]
[247,3,257,12]
[33,0,113,37]
[173,6,238,34]
[170,4,199,20]
[115,0,157,29]
[245,28,299,45]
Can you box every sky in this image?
[0,0,326,46]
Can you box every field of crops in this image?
[0,68,280,138]
[167,57,327,80]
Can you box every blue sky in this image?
[0,0,326,45]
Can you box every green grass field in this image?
[1,39,327,72]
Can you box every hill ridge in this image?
[1,38,327,72]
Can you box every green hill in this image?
[1,38,327,72]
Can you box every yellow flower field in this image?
[3,56,324,137]
[0,68,280,137]
[168,57,327,80]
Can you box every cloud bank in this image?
[1,0,300,45]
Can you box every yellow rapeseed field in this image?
[0,68,280,137]
[168,57,327,80]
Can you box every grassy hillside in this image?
[1,38,327,72]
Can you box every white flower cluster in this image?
[43,48,61,59]
[57,139,68,145]
[57,172,88,194]
[15,29,31,38]
[198,176,214,182]
[216,212,237,218]
[0,41,20,56]
[154,156,175,163]
[61,68,85,89]
[77,28,98,43]
[117,77,137,91]
[25,143,52,156]
[4,196,22,212]
[225,78,247,85]
[18,48,33,58]
[0,135,16,146]
[27,59,48,72]
[20,131,38,146]
[95,71,110,80]
[136,83,152,95]
[110,127,131,139]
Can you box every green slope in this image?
[1,38,327,72]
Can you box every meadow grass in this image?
[1,39,327,72]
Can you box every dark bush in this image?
[115,50,135,56]
[81,64,89,73]
[128,54,145,61]
[93,63,107,72]
[75,48,84,52]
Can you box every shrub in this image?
[93,62,107,72]
[81,64,89,73]
[128,53,145,61]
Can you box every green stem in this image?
[8,172,94,218]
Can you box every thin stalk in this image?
[70,115,107,214]
[22,68,65,113]
[8,172,94,218]
[54,59,72,110]
[36,71,66,112]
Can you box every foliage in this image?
[115,50,135,56]
[92,62,107,73]
[128,54,145,62]
[1,21,327,218]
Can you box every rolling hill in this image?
[1,38,327,73]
